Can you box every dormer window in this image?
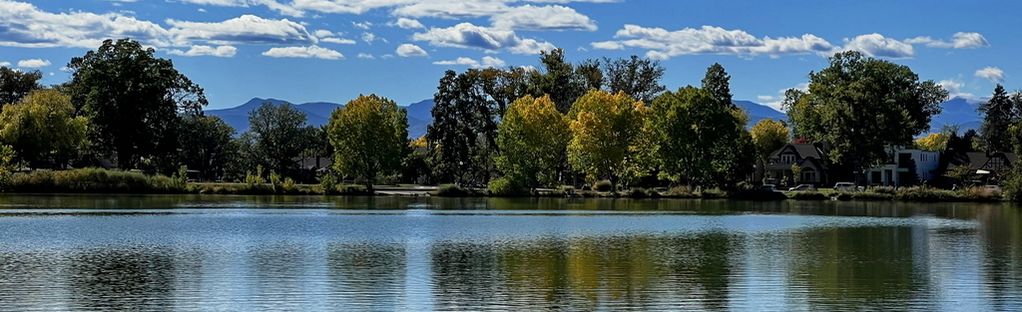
[781,154,796,164]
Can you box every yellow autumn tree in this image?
[494,95,570,193]
[915,132,949,152]
[566,90,645,191]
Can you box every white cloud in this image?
[167,15,313,46]
[314,29,356,44]
[261,45,343,59]
[0,61,10,67]
[490,5,596,31]
[361,32,378,44]
[975,67,1005,83]
[841,33,914,58]
[906,32,988,49]
[178,0,304,17]
[0,0,171,48]
[938,79,976,100]
[755,82,808,111]
[357,53,375,59]
[393,1,509,18]
[167,45,237,57]
[432,56,506,68]
[592,24,836,60]
[412,22,555,54]
[352,21,373,30]
[394,17,424,29]
[321,37,356,44]
[396,43,428,57]
[17,58,50,68]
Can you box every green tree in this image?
[601,55,666,103]
[0,66,42,107]
[0,89,89,168]
[649,84,754,188]
[702,63,734,107]
[67,39,207,171]
[0,145,14,189]
[784,51,948,178]
[495,95,570,191]
[567,90,645,190]
[328,95,408,193]
[427,70,496,185]
[979,85,1020,152]
[750,119,790,181]
[246,102,311,178]
[177,115,236,181]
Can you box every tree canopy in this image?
[784,51,948,174]
[0,66,42,107]
[328,94,409,192]
[66,39,207,171]
[178,115,236,181]
[567,90,645,189]
[979,85,1021,152]
[246,102,314,177]
[0,89,89,168]
[495,95,570,190]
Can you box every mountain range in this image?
[206,97,984,139]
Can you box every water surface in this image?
[1,195,1020,311]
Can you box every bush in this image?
[435,184,473,197]
[319,173,338,195]
[663,186,698,198]
[730,189,787,201]
[699,188,727,199]
[488,177,529,197]
[787,191,829,200]
[593,180,614,192]
[556,185,576,197]
[7,168,188,194]
[850,190,895,201]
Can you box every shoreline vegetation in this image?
[0,168,1005,203]
[2,39,1022,203]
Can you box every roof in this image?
[769,143,825,160]
[950,152,1018,171]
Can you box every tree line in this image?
[3,38,1022,195]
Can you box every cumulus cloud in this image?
[0,0,171,48]
[0,61,10,67]
[490,5,596,31]
[261,45,343,59]
[396,43,428,57]
[167,45,238,57]
[756,82,808,111]
[906,32,989,49]
[591,24,836,60]
[167,15,313,45]
[937,79,976,100]
[177,0,304,17]
[357,53,375,59]
[975,67,1004,83]
[412,22,555,54]
[433,56,506,68]
[17,58,50,68]
[314,29,356,44]
[841,34,914,58]
[393,17,424,29]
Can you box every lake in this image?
[0,195,1020,311]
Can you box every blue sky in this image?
[0,0,1016,109]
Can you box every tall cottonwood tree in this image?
[67,39,207,171]
[784,51,947,177]
[602,55,666,103]
[495,95,570,190]
[427,70,496,185]
[177,115,235,181]
[246,102,313,178]
[328,95,408,192]
[0,89,89,168]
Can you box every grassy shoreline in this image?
[0,169,1008,203]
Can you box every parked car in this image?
[759,184,779,192]
[834,182,857,192]
[788,184,816,192]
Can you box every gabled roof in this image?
[950,152,1018,171]
[769,144,824,160]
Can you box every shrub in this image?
[850,190,894,201]
[319,173,338,195]
[625,188,656,199]
[593,180,614,192]
[435,184,473,197]
[556,185,576,197]
[7,168,188,193]
[337,184,369,195]
[788,191,829,200]
[663,186,698,198]
[488,177,529,197]
[730,189,787,201]
[699,188,727,199]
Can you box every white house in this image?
[866,147,940,187]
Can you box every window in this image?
[781,154,796,164]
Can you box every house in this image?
[945,151,1018,184]
[764,143,829,187]
[866,147,940,187]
